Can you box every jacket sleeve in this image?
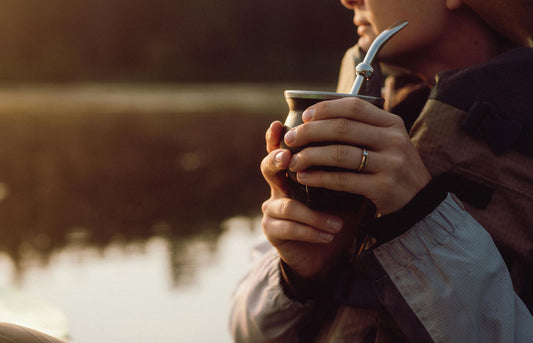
[368,194,533,342]
[228,239,313,343]
[229,194,533,342]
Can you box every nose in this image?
[340,0,363,10]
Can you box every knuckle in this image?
[347,97,370,115]
[278,198,293,217]
[261,216,272,235]
[389,113,406,128]
[291,224,311,242]
[387,130,409,150]
[260,154,272,172]
[334,145,351,163]
[303,227,314,242]
[348,96,366,111]
[315,171,327,186]
[261,200,270,214]
[260,159,268,176]
[376,175,395,193]
[334,118,351,135]
[387,154,405,172]
[262,216,280,237]
[261,215,268,229]
[335,172,350,188]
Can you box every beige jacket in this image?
[229,45,533,342]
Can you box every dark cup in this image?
[280,90,383,212]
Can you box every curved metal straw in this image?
[350,20,408,95]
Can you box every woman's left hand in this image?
[283,96,432,215]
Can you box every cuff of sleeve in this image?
[366,177,448,245]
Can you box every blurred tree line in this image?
[0,0,356,83]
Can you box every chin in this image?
[357,36,373,53]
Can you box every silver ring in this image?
[357,148,369,172]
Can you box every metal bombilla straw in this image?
[350,20,408,95]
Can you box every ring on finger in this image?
[357,148,369,172]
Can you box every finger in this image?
[297,167,432,215]
[266,121,284,153]
[263,217,335,244]
[304,96,403,128]
[261,149,291,195]
[289,145,380,173]
[263,219,334,243]
[262,197,344,235]
[296,169,375,200]
[261,149,291,178]
[284,118,385,150]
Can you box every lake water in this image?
[0,83,330,342]
[7,215,263,343]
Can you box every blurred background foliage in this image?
[0,0,356,83]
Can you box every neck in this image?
[384,6,517,81]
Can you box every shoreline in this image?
[0,82,333,115]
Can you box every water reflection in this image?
[0,84,283,285]
[15,215,263,343]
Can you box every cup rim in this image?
[284,90,380,102]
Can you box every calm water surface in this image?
[10,216,262,343]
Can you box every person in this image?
[229,0,533,342]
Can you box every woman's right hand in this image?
[260,121,357,279]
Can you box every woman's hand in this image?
[284,97,431,215]
[260,121,359,279]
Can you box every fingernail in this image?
[327,217,343,232]
[320,232,334,243]
[284,130,296,146]
[274,151,284,166]
[302,108,315,122]
[289,155,298,171]
[297,171,310,180]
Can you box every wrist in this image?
[366,177,448,245]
